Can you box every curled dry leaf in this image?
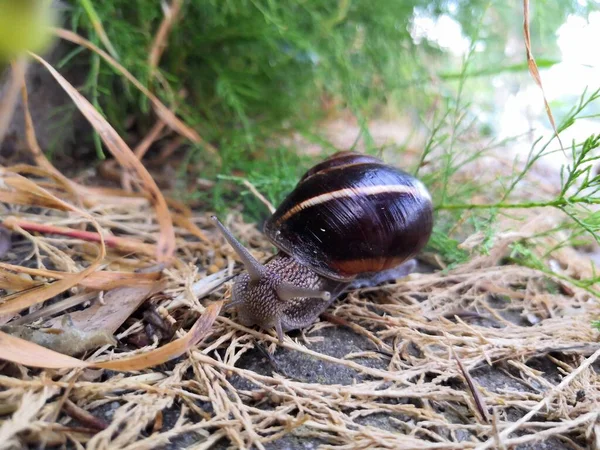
[7,163,81,208]
[0,171,74,211]
[29,51,176,263]
[62,399,109,431]
[0,301,223,371]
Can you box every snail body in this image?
[213,151,433,342]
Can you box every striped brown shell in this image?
[263,152,434,282]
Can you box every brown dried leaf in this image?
[0,324,117,356]
[0,329,90,369]
[7,164,81,206]
[0,172,73,211]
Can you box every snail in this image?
[212,151,433,342]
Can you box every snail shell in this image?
[264,151,433,281]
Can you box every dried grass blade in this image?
[8,291,98,326]
[52,28,219,158]
[242,179,276,214]
[123,120,167,191]
[19,74,74,187]
[0,282,83,316]
[475,348,600,449]
[29,52,176,263]
[134,120,166,160]
[81,185,191,214]
[0,174,71,211]
[0,301,222,370]
[149,0,184,73]
[78,271,161,290]
[172,214,211,244]
[0,262,159,291]
[523,0,564,151]
[7,164,81,206]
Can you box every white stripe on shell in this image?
[279,183,430,223]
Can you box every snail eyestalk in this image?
[276,282,331,302]
[211,215,264,282]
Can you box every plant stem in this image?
[437,196,600,211]
[2,217,156,256]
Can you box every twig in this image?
[2,218,156,256]
[62,399,109,431]
[242,180,275,214]
[452,346,490,424]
